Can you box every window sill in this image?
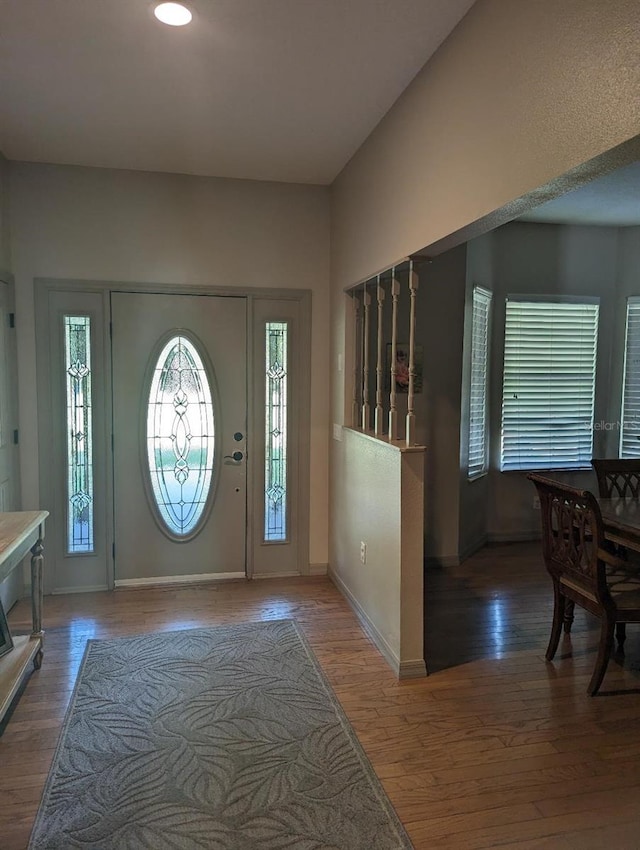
[499,466,594,474]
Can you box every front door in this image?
[111,292,247,584]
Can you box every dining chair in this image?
[590,459,640,651]
[591,458,640,499]
[528,473,640,695]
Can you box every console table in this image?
[0,510,48,724]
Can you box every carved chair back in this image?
[592,458,640,499]
[529,472,640,694]
[528,474,611,611]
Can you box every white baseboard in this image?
[459,535,488,562]
[399,659,429,679]
[114,572,245,589]
[252,570,301,579]
[424,533,539,568]
[247,565,327,579]
[52,584,109,595]
[425,554,460,568]
[424,535,489,569]
[62,568,326,590]
[328,567,426,680]
[487,530,540,543]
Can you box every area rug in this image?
[28,619,413,849]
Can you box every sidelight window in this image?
[64,316,94,553]
[264,322,288,542]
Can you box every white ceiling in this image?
[0,0,476,185]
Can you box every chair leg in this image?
[563,599,575,634]
[546,585,565,661]
[616,622,627,653]
[588,617,615,696]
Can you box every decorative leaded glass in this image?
[146,335,215,538]
[65,316,94,554]
[265,322,288,542]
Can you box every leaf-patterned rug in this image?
[28,619,414,849]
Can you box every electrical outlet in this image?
[360,541,367,564]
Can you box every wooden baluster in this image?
[405,263,419,446]
[374,276,385,435]
[352,292,361,428]
[388,272,400,440]
[362,284,371,431]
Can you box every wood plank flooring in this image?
[3,541,640,848]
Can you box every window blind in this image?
[468,286,492,478]
[620,298,640,457]
[500,299,599,471]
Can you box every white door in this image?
[111,292,247,583]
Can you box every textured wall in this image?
[331,0,640,291]
[330,0,640,645]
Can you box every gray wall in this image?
[459,236,494,559]
[0,152,10,273]
[418,247,467,563]
[459,221,640,548]
[615,226,640,422]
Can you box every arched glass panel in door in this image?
[146,334,215,538]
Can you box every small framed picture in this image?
[386,344,423,394]
[0,600,13,660]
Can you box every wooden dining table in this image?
[598,497,640,553]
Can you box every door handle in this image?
[224,451,244,462]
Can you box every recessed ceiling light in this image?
[154,2,193,26]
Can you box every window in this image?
[468,286,492,478]
[264,321,288,542]
[500,298,599,471]
[621,298,640,457]
[64,315,94,553]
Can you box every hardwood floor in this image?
[3,541,640,849]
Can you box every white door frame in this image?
[0,273,22,611]
[35,278,311,592]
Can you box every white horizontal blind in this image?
[620,298,640,457]
[468,286,492,478]
[501,299,599,471]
